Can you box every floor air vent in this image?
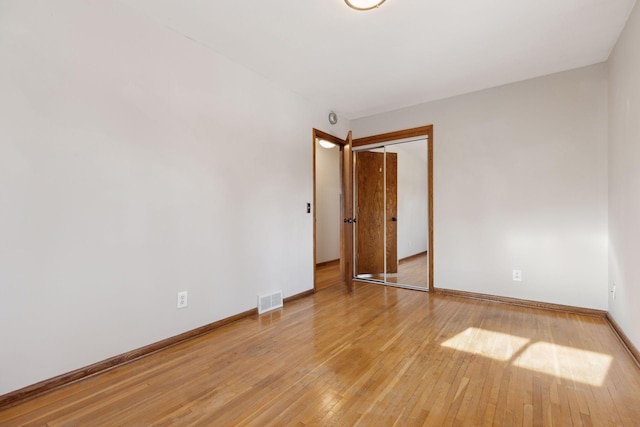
[258,290,283,314]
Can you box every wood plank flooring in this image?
[1,283,639,426]
[364,252,429,289]
[317,252,429,291]
[315,259,344,291]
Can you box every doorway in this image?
[313,126,433,292]
[313,129,353,292]
[314,135,343,290]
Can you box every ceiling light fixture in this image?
[318,139,337,149]
[344,0,386,11]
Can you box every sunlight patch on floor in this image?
[513,341,612,387]
[441,329,613,386]
[441,327,530,361]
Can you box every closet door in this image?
[386,152,398,274]
[354,148,398,281]
[355,150,384,277]
[352,137,429,291]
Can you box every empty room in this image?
[1,0,640,425]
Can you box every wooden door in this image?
[355,151,383,275]
[340,132,354,291]
[355,150,398,276]
[386,152,398,273]
[351,125,434,291]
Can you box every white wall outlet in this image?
[611,285,616,301]
[512,269,522,282]
[177,291,188,309]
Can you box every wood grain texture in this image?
[0,307,255,409]
[386,151,398,274]
[2,283,639,426]
[312,128,352,293]
[353,150,398,276]
[436,288,607,318]
[427,126,434,291]
[357,251,428,289]
[283,289,314,304]
[399,250,428,263]
[312,128,346,292]
[341,131,354,291]
[355,150,385,275]
[606,312,640,369]
[352,125,433,291]
[315,259,344,291]
[0,289,313,410]
[313,129,345,146]
[352,125,433,147]
[315,258,339,268]
[312,129,320,290]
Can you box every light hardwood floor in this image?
[1,283,639,426]
[316,252,429,291]
[315,259,344,291]
[362,252,429,289]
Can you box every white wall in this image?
[608,2,640,351]
[315,142,341,263]
[387,142,429,260]
[0,0,349,395]
[352,64,609,310]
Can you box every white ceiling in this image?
[119,0,636,119]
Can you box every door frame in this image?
[313,125,434,293]
[352,125,434,292]
[312,129,352,292]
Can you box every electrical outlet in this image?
[611,285,616,301]
[177,291,188,309]
[512,270,522,282]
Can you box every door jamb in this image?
[312,129,348,292]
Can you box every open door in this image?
[340,131,354,292]
[313,128,354,293]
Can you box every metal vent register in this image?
[257,290,283,314]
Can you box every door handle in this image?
[344,218,356,223]
[392,217,397,222]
